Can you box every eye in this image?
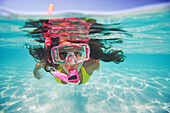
[59,52,67,60]
[74,52,82,56]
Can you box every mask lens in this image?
[59,52,67,60]
[74,52,82,60]
[77,45,87,61]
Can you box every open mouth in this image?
[68,75,79,83]
[68,69,79,83]
[68,75,77,80]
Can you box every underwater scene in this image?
[0,3,170,113]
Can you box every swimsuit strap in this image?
[53,65,63,84]
[58,65,62,72]
[81,66,90,84]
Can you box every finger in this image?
[36,74,41,79]
[38,71,42,74]
[39,74,43,77]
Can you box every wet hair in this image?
[88,39,124,63]
[23,18,126,71]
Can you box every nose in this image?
[67,55,76,65]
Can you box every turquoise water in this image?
[0,4,170,113]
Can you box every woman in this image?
[24,17,125,85]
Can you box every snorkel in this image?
[52,69,79,83]
[44,17,92,84]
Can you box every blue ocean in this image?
[0,4,170,113]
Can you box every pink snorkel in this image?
[53,69,79,83]
[46,4,54,16]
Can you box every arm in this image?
[33,60,45,80]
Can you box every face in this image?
[58,40,84,75]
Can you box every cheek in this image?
[76,56,81,59]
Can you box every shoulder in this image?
[83,59,100,75]
[84,58,100,67]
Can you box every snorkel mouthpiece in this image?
[53,71,68,82]
[53,69,79,83]
[68,69,79,83]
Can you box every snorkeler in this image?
[33,39,100,84]
[24,17,125,85]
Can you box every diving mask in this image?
[51,43,90,65]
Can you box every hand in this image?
[33,71,43,80]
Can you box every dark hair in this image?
[23,18,126,71]
[88,39,125,63]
